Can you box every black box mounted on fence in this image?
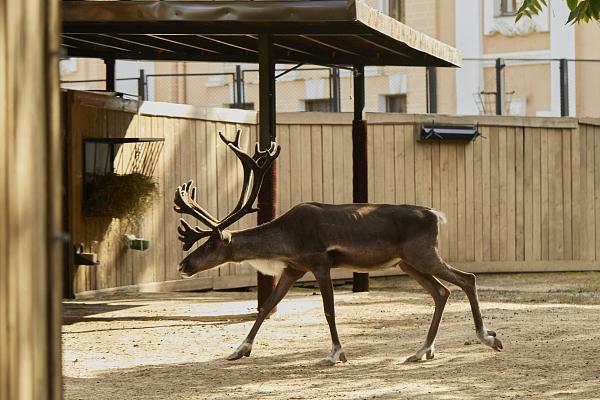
[417,123,483,142]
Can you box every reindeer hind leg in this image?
[398,260,450,362]
[404,250,502,353]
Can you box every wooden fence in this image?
[66,91,600,297]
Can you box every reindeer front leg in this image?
[227,267,305,361]
[313,267,347,366]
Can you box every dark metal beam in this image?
[426,66,437,114]
[352,65,369,292]
[104,58,115,92]
[256,33,277,311]
[496,58,506,116]
[560,58,570,117]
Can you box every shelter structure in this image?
[61,0,461,303]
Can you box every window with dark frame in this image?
[499,0,518,16]
[389,0,405,23]
[386,94,407,113]
[304,99,331,112]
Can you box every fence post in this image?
[426,66,438,113]
[235,65,243,109]
[495,58,506,116]
[330,67,341,112]
[352,65,369,292]
[138,69,146,101]
[104,58,115,92]
[559,58,569,117]
[257,34,277,311]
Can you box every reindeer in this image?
[174,130,503,366]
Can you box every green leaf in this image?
[524,9,532,18]
[567,3,584,23]
[590,0,600,18]
[515,13,523,23]
[567,0,578,11]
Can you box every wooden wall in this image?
[1,0,63,399]
[66,92,600,297]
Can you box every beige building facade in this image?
[60,1,600,117]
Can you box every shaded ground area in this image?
[62,272,600,399]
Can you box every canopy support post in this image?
[352,65,370,292]
[257,34,278,311]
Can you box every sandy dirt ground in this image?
[62,272,600,400]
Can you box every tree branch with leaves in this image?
[516,0,600,24]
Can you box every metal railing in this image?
[60,58,600,118]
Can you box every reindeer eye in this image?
[205,242,215,251]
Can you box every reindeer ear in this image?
[219,230,232,245]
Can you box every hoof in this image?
[226,343,252,361]
[226,350,250,361]
[492,338,503,352]
[406,345,434,362]
[317,349,347,366]
[317,358,336,366]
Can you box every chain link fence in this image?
[61,59,599,118]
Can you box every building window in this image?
[227,103,255,110]
[304,99,330,112]
[496,0,519,17]
[386,95,407,113]
[389,0,405,23]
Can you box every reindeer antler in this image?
[174,130,280,249]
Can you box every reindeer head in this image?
[174,130,280,277]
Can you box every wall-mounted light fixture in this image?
[417,122,485,142]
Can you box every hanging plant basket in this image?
[83,172,158,219]
[82,137,164,222]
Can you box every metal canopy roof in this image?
[61,0,461,68]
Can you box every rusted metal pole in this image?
[352,65,370,292]
[257,33,277,311]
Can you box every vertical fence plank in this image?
[415,140,432,208]
[311,125,324,203]
[278,125,292,214]
[290,124,303,206]
[583,124,595,260]
[367,123,375,203]
[562,128,572,260]
[532,128,542,260]
[571,125,581,260]
[473,130,484,262]
[540,128,549,260]
[507,126,516,261]
[373,124,385,203]
[447,142,458,262]
[515,127,525,261]
[481,126,492,261]
[465,140,475,262]
[439,137,450,260]
[456,143,467,262]
[343,124,354,204]
[383,125,395,204]
[490,126,500,261]
[300,125,313,203]
[523,127,533,261]
[332,125,345,204]
[394,124,406,205]
[322,124,334,204]
[498,127,508,261]
[548,129,565,260]
[404,124,416,205]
